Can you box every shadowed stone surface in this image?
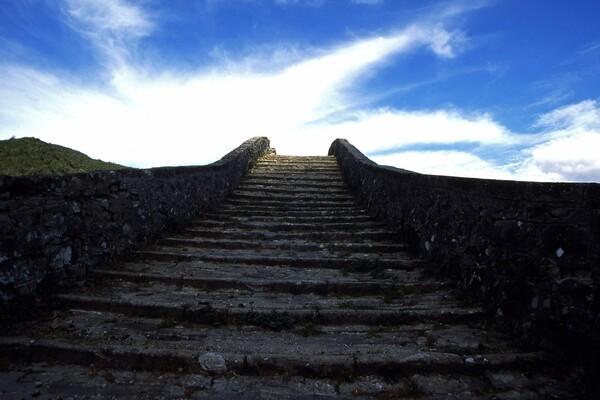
[0,137,270,306]
[0,154,587,398]
[329,138,600,388]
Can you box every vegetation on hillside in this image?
[0,137,129,177]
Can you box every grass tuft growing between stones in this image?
[245,311,296,331]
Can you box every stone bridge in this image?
[0,137,597,398]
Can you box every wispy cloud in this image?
[64,0,153,64]
[274,0,324,6]
[350,0,385,5]
[65,0,153,37]
[1,0,598,183]
[517,100,600,182]
[295,108,515,157]
[373,150,515,180]
[0,7,471,167]
[367,100,600,183]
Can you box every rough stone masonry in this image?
[0,136,598,395]
[0,137,270,304]
[329,138,600,388]
[0,152,589,398]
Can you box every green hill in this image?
[0,137,128,177]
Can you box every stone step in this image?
[183,226,400,242]
[258,156,336,161]
[245,172,344,181]
[98,260,427,290]
[159,236,409,253]
[55,278,479,320]
[0,154,583,399]
[194,213,374,224]
[205,206,368,218]
[89,269,446,296]
[238,176,348,193]
[241,177,348,189]
[249,171,342,178]
[254,164,341,171]
[0,312,548,374]
[213,203,366,215]
[253,162,340,169]
[256,161,339,167]
[130,248,424,270]
[258,155,336,163]
[56,291,484,327]
[63,309,527,354]
[1,336,549,383]
[234,184,350,195]
[228,191,355,203]
[0,361,578,400]
[223,197,357,209]
[189,219,384,232]
[34,309,517,356]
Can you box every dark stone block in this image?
[0,137,270,307]
[329,138,600,384]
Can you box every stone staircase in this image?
[0,155,582,399]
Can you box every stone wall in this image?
[329,138,600,373]
[0,137,270,306]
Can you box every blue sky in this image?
[1,0,599,182]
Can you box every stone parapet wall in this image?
[0,137,270,305]
[329,138,599,371]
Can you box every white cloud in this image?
[283,107,515,157]
[351,0,384,5]
[274,0,323,6]
[534,100,600,131]
[0,21,470,167]
[2,0,598,183]
[427,25,468,58]
[65,0,153,37]
[372,151,515,180]
[359,101,600,183]
[64,0,153,64]
[517,100,600,182]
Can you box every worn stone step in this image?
[183,226,399,242]
[185,285,469,314]
[96,260,427,290]
[234,184,350,196]
[0,153,583,399]
[253,165,341,172]
[153,235,410,257]
[206,206,368,218]
[245,172,344,181]
[248,164,342,173]
[55,285,483,327]
[228,191,355,203]
[223,197,357,209]
[257,156,337,164]
[194,213,374,224]
[0,336,550,382]
[89,268,444,296]
[159,236,409,253]
[241,176,348,188]
[240,176,346,186]
[214,203,366,214]
[7,308,508,355]
[189,219,384,232]
[256,161,339,166]
[0,361,578,400]
[253,162,341,170]
[256,162,339,168]
[22,309,514,356]
[130,248,423,270]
